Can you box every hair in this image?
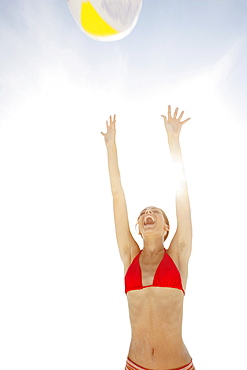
[136,206,170,242]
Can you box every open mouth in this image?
[144,215,155,226]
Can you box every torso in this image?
[125,249,191,370]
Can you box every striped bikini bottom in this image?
[125,357,195,370]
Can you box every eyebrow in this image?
[140,208,160,214]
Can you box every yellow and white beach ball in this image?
[67,0,143,41]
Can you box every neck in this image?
[142,235,164,255]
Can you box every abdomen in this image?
[127,287,191,369]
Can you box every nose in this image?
[145,209,153,214]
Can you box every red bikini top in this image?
[125,249,185,294]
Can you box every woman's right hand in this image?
[101,114,116,146]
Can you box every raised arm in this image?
[101,115,140,266]
[161,106,192,261]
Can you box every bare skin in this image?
[101,106,193,370]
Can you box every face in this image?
[138,207,169,239]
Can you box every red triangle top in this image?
[125,249,185,294]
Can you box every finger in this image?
[110,115,116,125]
[181,118,191,124]
[106,120,109,129]
[161,115,167,124]
[173,107,179,119]
[168,105,172,120]
[178,111,184,120]
[101,132,106,136]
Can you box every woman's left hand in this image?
[161,105,190,137]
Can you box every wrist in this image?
[167,134,180,143]
[106,141,116,150]
[167,135,182,160]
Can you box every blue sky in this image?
[1,0,247,116]
[0,1,247,369]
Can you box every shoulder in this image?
[166,245,190,292]
[123,247,141,274]
[167,241,191,272]
[168,236,192,263]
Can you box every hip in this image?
[125,357,195,370]
[128,340,191,370]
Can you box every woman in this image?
[101,106,195,370]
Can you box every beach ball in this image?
[67,0,143,41]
